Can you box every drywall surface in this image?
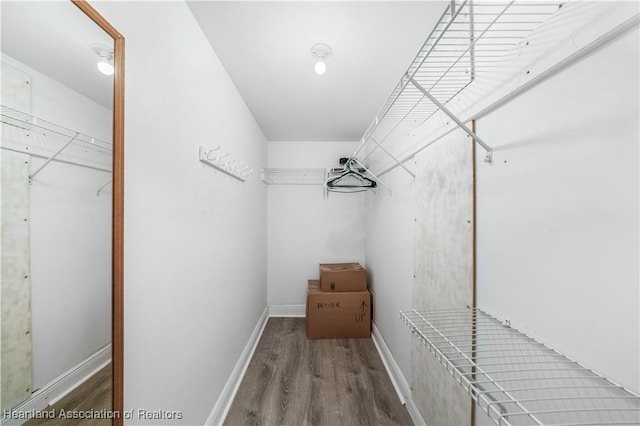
[93,2,268,424]
[363,166,414,386]
[476,25,639,396]
[1,56,112,391]
[413,131,474,426]
[267,141,365,307]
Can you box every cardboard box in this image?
[306,281,371,339]
[319,262,367,292]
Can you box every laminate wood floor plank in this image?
[304,339,340,426]
[224,318,412,426]
[24,363,112,426]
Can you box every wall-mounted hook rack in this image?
[199,145,251,182]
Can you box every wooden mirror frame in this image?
[71,1,124,425]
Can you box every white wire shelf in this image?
[261,168,329,185]
[401,307,640,426]
[355,0,564,169]
[1,105,112,175]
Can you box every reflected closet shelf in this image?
[1,105,112,174]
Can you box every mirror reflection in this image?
[1,1,113,424]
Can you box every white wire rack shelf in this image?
[401,307,640,426]
[261,168,329,185]
[1,105,112,176]
[354,0,564,169]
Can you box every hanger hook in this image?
[206,145,221,161]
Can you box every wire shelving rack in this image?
[401,307,640,426]
[261,168,329,186]
[1,105,112,177]
[353,1,564,169]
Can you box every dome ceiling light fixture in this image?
[310,43,332,75]
[91,43,114,76]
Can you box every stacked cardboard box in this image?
[306,262,371,339]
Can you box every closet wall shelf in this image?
[1,105,112,176]
[401,307,640,426]
[261,168,329,186]
[352,1,563,174]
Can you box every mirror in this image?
[1,1,122,424]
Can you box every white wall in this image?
[364,167,415,382]
[476,26,639,394]
[1,54,112,142]
[92,2,268,424]
[30,158,111,389]
[267,141,365,308]
[85,1,637,424]
[1,55,112,390]
[362,1,639,417]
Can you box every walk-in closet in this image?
[1,1,638,426]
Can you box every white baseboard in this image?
[268,304,305,317]
[371,322,426,426]
[1,344,111,426]
[205,306,269,426]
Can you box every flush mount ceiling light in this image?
[310,43,332,75]
[91,43,114,76]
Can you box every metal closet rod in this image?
[376,13,640,178]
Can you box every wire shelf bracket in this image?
[97,178,112,197]
[401,307,640,426]
[370,136,416,178]
[350,158,392,196]
[29,133,80,183]
[409,76,493,163]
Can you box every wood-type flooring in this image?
[23,363,111,426]
[224,317,413,426]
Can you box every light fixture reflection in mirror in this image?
[92,43,114,76]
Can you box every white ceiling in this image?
[187,1,448,141]
[1,1,113,109]
[1,1,447,138]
